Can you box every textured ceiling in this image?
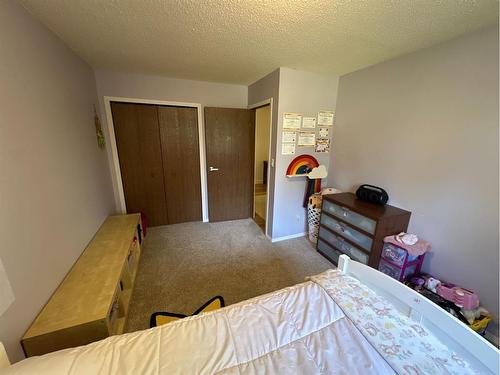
[19,0,499,85]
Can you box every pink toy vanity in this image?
[437,283,479,310]
[378,235,430,282]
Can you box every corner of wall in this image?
[271,68,340,239]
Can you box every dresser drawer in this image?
[322,200,376,235]
[317,239,343,265]
[318,227,369,264]
[320,215,373,251]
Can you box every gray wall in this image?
[95,70,248,109]
[330,26,499,334]
[94,70,249,211]
[274,68,339,239]
[248,69,280,237]
[0,0,114,361]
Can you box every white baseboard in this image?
[271,232,306,243]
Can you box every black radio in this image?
[355,184,389,205]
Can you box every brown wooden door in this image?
[111,102,202,226]
[111,102,168,226]
[158,106,202,224]
[204,107,255,222]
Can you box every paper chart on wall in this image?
[315,138,330,153]
[297,131,315,147]
[282,113,302,130]
[317,111,334,126]
[282,143,296,155]
[282,131,297,143]
[302,117,317,129]
[318,127,329,138]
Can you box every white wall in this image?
[0,0,114,362]
[273,68,339,239]
[94,70,248,211]
[330,26,499,335]
[254,106,271,184]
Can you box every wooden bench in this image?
[21,214,142,357]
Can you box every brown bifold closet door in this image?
[111,102,168,226]
[158,106,202,224]
[204,107,255,222]
[111,102,202,226]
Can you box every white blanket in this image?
[6,280,394,374]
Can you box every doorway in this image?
[253,105,271,232]
[204,107,256,222]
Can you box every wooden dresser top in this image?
[23,214,140,339]
[323,193,411,221]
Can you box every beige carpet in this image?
[125,218,333,332]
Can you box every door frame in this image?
[104,96,209,222]
[248,98,273,238]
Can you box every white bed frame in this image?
[1,257,498,373]
[338,254,499,374]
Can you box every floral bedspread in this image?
[309,270,485,375]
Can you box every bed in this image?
[2,255,498,374]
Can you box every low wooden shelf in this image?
[21,214,142,357]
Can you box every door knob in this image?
[209,167,219,172]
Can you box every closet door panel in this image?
[158,106,202,223]
[111,102,169,226]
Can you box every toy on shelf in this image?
[406,273,491,335]
[468,311,491,335]
[422,274,441,293]
[378,233,431,282]
[437,282,479,310]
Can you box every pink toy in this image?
[437,283,479,310]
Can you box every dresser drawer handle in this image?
[341,207,349,217]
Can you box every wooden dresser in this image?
[317,193,411,268]
[21,214,142,357]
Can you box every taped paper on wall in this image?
[302,117,317,129]
[317,111,334,126]
[315,138,330,153]
[282,113,302,130]
[282,143,296,155]
[282,131,297,143]
[298,132,315,147]
[318,127,329,138]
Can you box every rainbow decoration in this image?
[286,154,319,177]
[286,155,322,207]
